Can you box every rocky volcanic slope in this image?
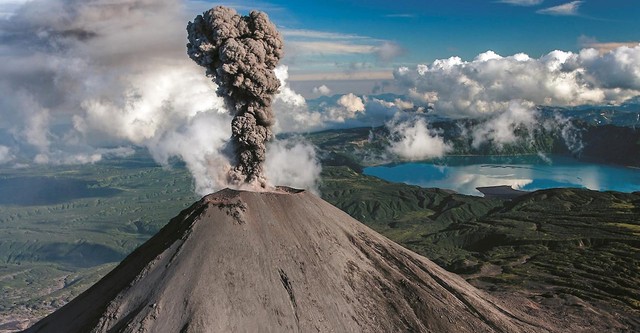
[320,166,640,332]
[24,188,552,333]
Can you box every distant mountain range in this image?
[307,94,640,128]
[303,115,640,168]
[539,99,640,128]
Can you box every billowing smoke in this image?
[0,0,321,195]
[328,93,366,123]
[187,6,284,188]
[265,138,321,194]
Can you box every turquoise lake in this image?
[363,155,640,196]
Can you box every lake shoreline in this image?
[363,154,640,196]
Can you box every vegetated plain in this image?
[320,166,640,330]
[0,154,198,327]
[0,120,639,331]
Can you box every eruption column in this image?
[187,6,283,188]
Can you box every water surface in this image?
[0,177,121,206]
[363,155,640,196]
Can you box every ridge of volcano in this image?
[24,187,552,332]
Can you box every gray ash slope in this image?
[24,188,553,332]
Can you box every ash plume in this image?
[187,6,284,188]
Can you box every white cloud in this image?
[457,101,584,153]
[77,64,222,145]
[537,1,582,16]
[282,27,402,83]
[553,114,584,154]
[395,46,640,118]
[288,70,393,81]
[387,115,451,161]
[381,101,585,161]
[578,45,640,90]
[393,98,414,110]
[470,101,537,148]
[312,84,331,96]
[282,29,369,41]
[338,93,365,113]
[272,66,399,131]
[288,41,375,55]
[0,0,31,19]
[283,26,402,81]
[497,0,543,6]
[327,93,365,123]
[0,0,205,160]
[0,145,14,164]
[146,111,232,195]
[375,41,404,62]
[577,36,640,54]
[283,28,380,57]
[580,41,640,54]
[274,66,307,108]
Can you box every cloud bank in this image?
[272,67,405,132]
[395,46,640,118]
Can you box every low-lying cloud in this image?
[387,114,451,161]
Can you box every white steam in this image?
[0,0,321,194]
[146,111,232,195]
[0,145,14,164]
[312,85,331,96]
[329,93,366,123]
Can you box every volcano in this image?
[24,188,552,332]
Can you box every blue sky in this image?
[189,0,639,84]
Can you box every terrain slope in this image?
[24,187,551,332]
